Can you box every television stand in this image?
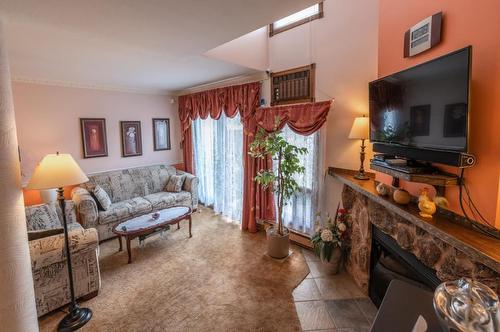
[369,161,459,196]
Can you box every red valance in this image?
[255,100,332,135]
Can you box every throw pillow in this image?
[25,203,62,231]
[165,174,186,193]
[93,185,112,210]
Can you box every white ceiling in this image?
[0,0,318,94]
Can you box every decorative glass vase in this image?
[433,278,499,332]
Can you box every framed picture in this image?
[410,104,431,136]
[80,118,108,158]
[120,121,142,157]
[152,118,171,151]
[444,103,467,137]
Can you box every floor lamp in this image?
[27,153,92,331]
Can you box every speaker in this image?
[373,143,476,168]
[459,153,476,168]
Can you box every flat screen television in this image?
[369,47,471,165]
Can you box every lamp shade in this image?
[26,153,89,190]
[348,116,369,140]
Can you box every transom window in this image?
[269,2,324,37]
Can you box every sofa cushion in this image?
[144,192,176,210]
[93,185,112,210]
[144,191,192,211]
[25,203,61,231]
[98,197,152,225]
[165,174,186,193]
[173,191,192,204]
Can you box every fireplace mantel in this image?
[328,167,499,294]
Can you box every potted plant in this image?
[312,206,350,274]
[249,125,307,259]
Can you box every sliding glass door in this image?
[192,113,243,221]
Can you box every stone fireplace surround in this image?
[331,171,499,297]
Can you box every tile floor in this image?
[293,248,378,332]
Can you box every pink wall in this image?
[13,82,182,186]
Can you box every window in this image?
[274,125,321,235]
[269,2,323,37]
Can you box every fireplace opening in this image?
[369,226,442,307]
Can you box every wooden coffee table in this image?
[113,206,192,263]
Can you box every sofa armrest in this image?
[71,187,99,228]
[28,228,64,241]
[178,171,199,210]
[29,228,98,269]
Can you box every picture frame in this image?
[410,104,431,136]
[80,118,108,158]
[443,103,467,137]
[152,118,171,151]
[120,121,142,157]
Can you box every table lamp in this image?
[26,153,92,331]
[348,115,370,180]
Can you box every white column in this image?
[0,21,39,331]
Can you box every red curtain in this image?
[178,82,260,174]
[179,83,332,233]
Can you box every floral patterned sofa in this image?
[71,164,198,241]
[26,201,100,317]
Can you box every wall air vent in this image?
[270,64,315,106]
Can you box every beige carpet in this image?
[39,208,309,331]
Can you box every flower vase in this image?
[320,247,342,275]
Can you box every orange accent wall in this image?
[378,0,500,228]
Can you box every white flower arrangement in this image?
[320,229,334,242]
[311,206,350,262]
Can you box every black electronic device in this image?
[369,46,475,168]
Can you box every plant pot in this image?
[320,247,342,275]
[266,226,290,259]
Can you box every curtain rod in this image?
[175,72,268,96]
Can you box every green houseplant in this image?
[249,124,307,258]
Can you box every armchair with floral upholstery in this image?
[26,200,100,317]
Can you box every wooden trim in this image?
[270,63,315,106]
[269,2,324,37]
[328,167,375,179]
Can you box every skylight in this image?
[270,3,323,36]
